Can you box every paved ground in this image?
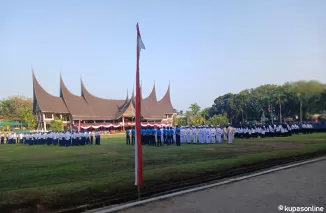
[117,160,326,213]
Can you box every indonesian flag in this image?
[137,23,146,56]
[135,23,145,186]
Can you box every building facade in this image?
[32,72,176,131]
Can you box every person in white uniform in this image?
[216,125,222,144]
[192,126,197,143]
[205,126,211,143]
[210,126,216,143]
[227,124,233,144]
[186,127,191,144]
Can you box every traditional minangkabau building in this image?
[32,72,176,131]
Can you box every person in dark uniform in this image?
[171,127,174,144]
[141,127,145,145]
[163,127,167,144]
[1,132,5,144]
[175,125,181,146]
[149,126,154,145]
[126,127,131,145]
[90,131,94,145]
[46,132,51,145]
[85,132,90,145]
[167,127,172,145]
[131,127,135,145]
[30,133,34,145]
[156,127,162,146]
[151,127,156,146]
[95,131,101,145]
[145,126,150,145]
[81,132,86,145]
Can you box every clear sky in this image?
[1,0,325,111]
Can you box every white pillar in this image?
[42,113,47,131]
[122,116,125,131]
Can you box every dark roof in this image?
[116,98,135,119]
[33,73,176,120]
[60,76,95,120]
[32,72,69,114]
[135,83,176,120]
[157,83,176,114]
[81,80,125,120]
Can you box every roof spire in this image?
[131,85,135,98]
[126,89,129,99]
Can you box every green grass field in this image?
[1,133,326,211]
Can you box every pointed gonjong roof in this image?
[32,72,69,114]
[157,82,176,114]
[32,72,176,120]
[81,79,126,120]
[133,82,176,120]
[60,75,95,120]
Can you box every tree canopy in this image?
[176,80,326,126]
[0,96,37,129]
[50,117,63,132]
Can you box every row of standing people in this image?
[233,123,314,139]
[125,125,234,146]
[0,131,101,146]
[125,123,315,146]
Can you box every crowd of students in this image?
[0,131,102,146]
[124,123,315,146]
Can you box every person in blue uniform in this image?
[151,127,156,146]
[163,127,167,144]
[172,127,175,144]
[175,125,181,146]
[167,127,172,145]
[0,133,4,144]
[156,127,162,146]
[95,131,101,145]
[141,127,145,145]
[131,127,135,145]
[145,126,151,145]
[126,127,131,145]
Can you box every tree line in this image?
[1,80,325,130]
[0,96,65,131]
[0,96,37,130]
[175,80,326,126]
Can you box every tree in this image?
[21,108,37,129]
[189,103,201,115]
[3,124,11,131]
[237,89,251,122]
[207,114,229,126]
[51,117,63,132]
[191,114,205,126]
[0,96,32,119]
[206,80,325,124]
[201,107,210,122]
[288,81,324,123]
[185,110,192,125]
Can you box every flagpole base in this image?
[137,185,141,201]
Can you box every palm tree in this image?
[185,110,192,125]
[189,103,201,115]
[201,107,210,124]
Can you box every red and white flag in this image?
[135,23,145,186]
[137,24,146,55]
